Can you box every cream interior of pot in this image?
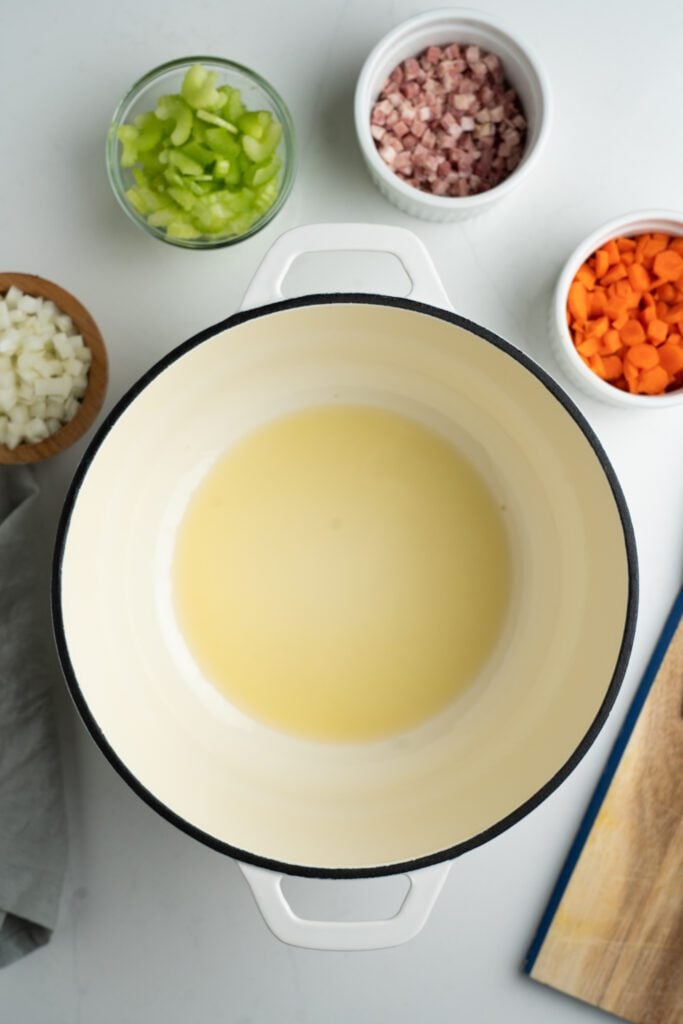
[59,302,631,870]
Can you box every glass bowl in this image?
[106,56,297,250]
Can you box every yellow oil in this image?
[173,405,510,742]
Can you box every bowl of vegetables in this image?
[107,57,296,249]
[552,211,683,408]
[0,273,107,463]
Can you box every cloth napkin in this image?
[0,466,67,966]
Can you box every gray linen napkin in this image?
[0,466,67,966]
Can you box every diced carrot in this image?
[601,329,622,354]
[594,249,610,278]
[619,319,646,346]
[585,316,609,338]
[568,281,589,321]
[659,342,683,376]
[602,355,623,380]
[617,237,636,252]
[604,239,620,265]
[621,252,634,266]
[644,233,670,257]
[665,302,683,325]
[640,305,656,326]
[626,343,659,369]
[639,365,670,394]
[590,288,607,316]
[653,249,683,281]
[623,359,640,390]
[578,338,599,357]
[589,354,607,378]
[656,301,669,319]
[656,282,676,303]
[670,237,683,255]
[601,264,628,285]
[613,311,629,331]
[628,263,650,291]
[634,234,650,263]
[647,319,669,344]
[576,265,596,290]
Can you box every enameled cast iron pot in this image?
[53,224,637,950]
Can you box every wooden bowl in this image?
[0,273,108,464]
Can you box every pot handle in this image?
[240,222,452,311]
[238,860,451,951]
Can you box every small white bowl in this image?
[354,8,551,222]
[552,210,683,409]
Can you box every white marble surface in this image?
[3,0,683,1020]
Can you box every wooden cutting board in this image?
[525,589,683,1024]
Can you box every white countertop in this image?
[3,0,683,1020]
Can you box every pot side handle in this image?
[239,222,452,311]
[238,860,451,951]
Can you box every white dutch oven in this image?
[53,224,637,950]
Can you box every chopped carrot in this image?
[601,264,628,285]
[628,263,650,291]
[656,282,676,303]
[568,281,588,321]
[659,342,683,376]
[647,319,669,344]
[578,338,599,357]
[626,344,659,370]
[585,316,609,338]
[590,289,607,316]
[644,233,670,257]
[604,239,620,265]
[576,265,596,290]
[566,231,683,394]
[594,249,610,278]
[639,366,670,394]
[653,249,683,281]
[601,329,622,354]
[665,302,683,325]
[619,319,646,346]
[602,355,623,380]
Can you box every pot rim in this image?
[52,293,638,879]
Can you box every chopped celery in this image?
[116,63,287,241]
[155,96,193,146]
[242,122,282,162]
[181,66,222,111]
[243,153,281,187]
[168,150,204,176]
[196,110,238,133]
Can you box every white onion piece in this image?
[0,288,91,449]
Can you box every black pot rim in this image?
[52,293,639,880]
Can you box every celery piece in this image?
[222,87,245,124]
[147,207,180,228]
[204,128,240,158]
[242,122,282,162]
[125,187,147,215]
[134,112,163,152]
[243,153,281,187]
[155,96,193,146]
[132,167,149,188]
[179,141,213,167]
[188,180,213,196]
[196,109,238,134]
[214,158,231,178]
[162,167,185,188]
[166,220,201,239]
[254,178,279,214]
[180,65,222,111]
[117,125,139,167]
[228,210,258,235]
[167,187,196,212]
[138,149,164,175]
[168,150,204,176]
[237,110,272,141]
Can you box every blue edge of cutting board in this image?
[524,586,683,974]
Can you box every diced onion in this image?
[0,287,91,449]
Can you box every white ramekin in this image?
[354,8,551,222]
[552,210,683,409]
